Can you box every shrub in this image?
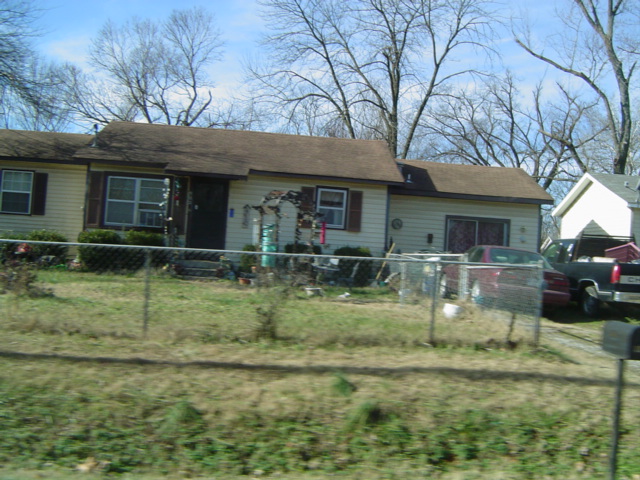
[0,230,68,265]
[284,243,322,254]
[0,263,52,297]
[333,246,373,287]
[124,230,167,269]
[25,230,69,263]
[77,229,123,272]
[239,244,258,273]
[0,232,26,263]
[124,230,165,247]
[78,229,123,245]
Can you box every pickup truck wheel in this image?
[580,286,601,318]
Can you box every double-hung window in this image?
[317,187,347,229]
[0,170,34,214]
[105,176,166,228]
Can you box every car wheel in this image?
[580,285,601,318]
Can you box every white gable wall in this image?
[226,175,389,255]
[388,195,542,253]
[558,181,631,238]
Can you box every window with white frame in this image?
[317,187,347,229]
[105,176,166,227]
[0,170,34,214]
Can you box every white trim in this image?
[0,169,34,214]
[317,187,347,229]
[104,176,165,227]
[551,173,596,218]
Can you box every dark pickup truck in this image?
[542,235,640,317]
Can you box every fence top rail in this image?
[0,239,489,265]
[390,253,462,260]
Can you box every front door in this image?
[187,178,228,249]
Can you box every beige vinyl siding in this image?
[388,195,542,253]
[226,176,389,255]
[558,181,631,238]
[0,161,87,241]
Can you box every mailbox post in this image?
[601,321,640,480]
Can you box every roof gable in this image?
[553,173,640,217]
[392,160,553,204]
[73,122,405,184]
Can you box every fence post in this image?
[428,262,441,345]
[400,261,407,306]
[143,248,151,338]
[533,260,544,348]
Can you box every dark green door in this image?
[187,178,228,249]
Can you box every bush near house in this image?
[0,230,68,265]
[333,246,373,287]
[124,230,168,269]
[0,232,27,262]
[123,230,165,247]
[239,244,258,273]
[77,229,124,272]
[23,230,69,262]
[284,243,322,255]
[78,229,170,272]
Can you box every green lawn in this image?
[0,269,638,479]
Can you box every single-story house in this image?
[0,122,553,255]
[552,172,640,239]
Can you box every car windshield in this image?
[488,248,553,269]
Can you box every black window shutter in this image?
[85,171,105,228]
[347,190,363,232]
[31,173,48,216]
[300,186,316,228]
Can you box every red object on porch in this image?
[320,222,327,244]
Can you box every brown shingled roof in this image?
[74,122,405,184]
[393,160,553,204]
[0,129,92,162]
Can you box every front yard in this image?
[0,269,639,479]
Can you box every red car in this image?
[441,245,571,312]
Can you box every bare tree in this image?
[514,0,639,174]
[422,73,607,191]
[63,7,226,127]
[1,57,73,131]
[0,0,38,101]
[249,0,497,158]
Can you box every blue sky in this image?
[35,0,264,96]
[33,0,565,104]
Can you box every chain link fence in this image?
[0,239,545,347]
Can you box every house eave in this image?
[165,169,248,180]
[0,156,89,166]
[552,173,595,218]
[248,169,405,186]
[390,188,553,205]
[83,159,168,170]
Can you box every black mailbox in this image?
[602,321,640,360]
